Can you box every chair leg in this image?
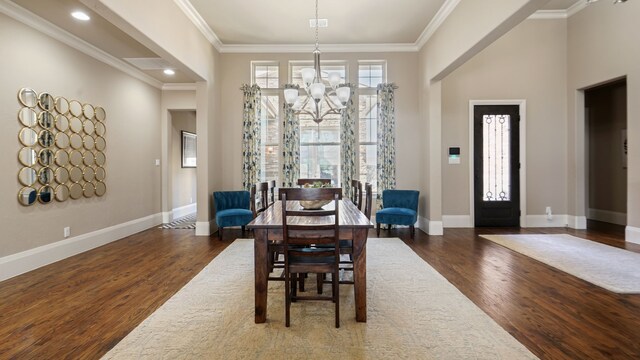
[298,273,305,292]
[285,270,291,327]
[317,274,323,294]
[410,225,415,239]
[334,269,340,328]
[376,223,381,237]
[241,225,245,234]
[218,227,223,241]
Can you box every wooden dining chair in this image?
[268,180,276,206]
[281,187,341,328]
[363,182,373,220]
[297,178,331,187]
[350,179,363,210]
[255,182,269,214]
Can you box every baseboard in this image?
[173,203,197,219]
[442,215,473,228]
[525,214,569,228]
[418,216,444,235]
[626,226,640,245]
[587,208,627,226]
[162,211,173,223]
[195,220,214,236]
[0,213,163,282]
[567,215,587,229]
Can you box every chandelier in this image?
[283,0,351,124]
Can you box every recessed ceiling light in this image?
[163,69,175,75]
[71,11,90,21]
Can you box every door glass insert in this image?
[482,114,511,201]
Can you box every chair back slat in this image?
[268,180,276,205]
[350,180,363,210]
[279,187,342,201]
[364,183,373,220]
[256,182,269,213]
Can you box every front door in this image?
[474,105,520,227]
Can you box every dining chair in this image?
[281,187,342,328]
[255,182,269,214]
[268,180,276,206]
[376,189,420,239]
[363,182,373,220]
[297,178,332,187]
[213,187,255,240]
[350,179,363,210]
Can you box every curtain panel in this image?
[376,83,398,207]
[281,84,300,187]
[340,84,357,199]
[241,84,262,191]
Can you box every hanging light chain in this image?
[314,0,319,51]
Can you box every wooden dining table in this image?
[247,199,373,323]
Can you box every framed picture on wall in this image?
[182,131,197,168]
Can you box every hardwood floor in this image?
[1,224,639,359]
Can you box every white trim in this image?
[626,226,640,245]
[219,43,419,54]
[587,208,627,226]
[528,1,586,20]
[567,1,588,17]
[528,10,568,19]
[0,0,163,89]
[0,213,162,282]
[162,83,197,91]
[526,215,569,228]
[442,215,473,228]
[415,0,462,49]
[418,216,444,235]
[173,203,197,219]
[173,0,222,51]
[195,220,213,236]
[567,215,587,229]
[468,100,527,227]
[162,211,173,224]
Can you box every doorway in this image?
[169,110,197,223]
[585,78,627,230]
[473,104,520,227]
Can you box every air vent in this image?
[123,57,172,70]
[309,18,328,28]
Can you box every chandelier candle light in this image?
[283,0,351,124]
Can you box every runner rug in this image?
[102,238,536,359]
[481,234,640,293]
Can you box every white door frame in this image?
[468,100,527,227]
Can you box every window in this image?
[291,62,347,186]
[252,62,280,183]
[358,61,386,193]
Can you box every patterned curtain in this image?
[340,84,357,199]
[281,84,300,187]
[376,83,398,207]
[241,84,261,191]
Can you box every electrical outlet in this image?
[155,159,160,166]
[64,227,70,238]
[545,207,552,221]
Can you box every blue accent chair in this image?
[376,190,419,239]
[214,190,255,240]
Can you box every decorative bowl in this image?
[299,200,331,210]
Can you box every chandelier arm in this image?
[323,93,344,110]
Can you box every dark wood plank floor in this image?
[1,223,639,359]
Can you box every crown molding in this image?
[529,1,587,19]
[567,0,587,17]
[0,0,163,89]
[174,0,222,51]
[219,43,419,54]
[162,83,197,91]
[528,10,568,19]
[415,0,462,50]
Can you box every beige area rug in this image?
[481,234,640,293]
[102,238,536,359]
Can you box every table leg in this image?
[254,229,268,323]
[352,228,368,322]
